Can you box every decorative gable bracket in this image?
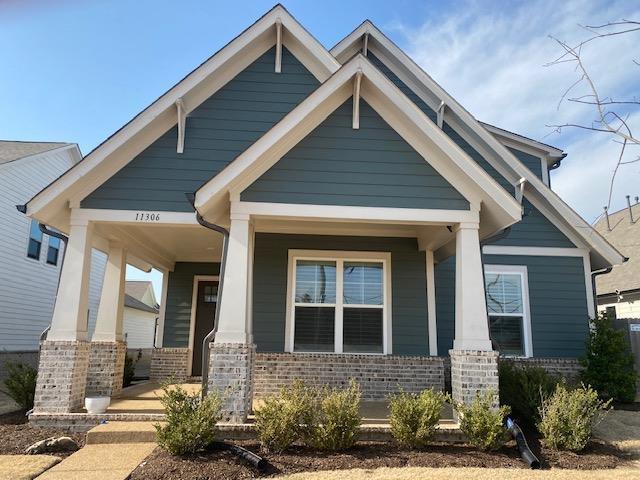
[176,98,186,154]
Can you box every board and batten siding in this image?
[0,149,105,351]
[435,254,589,358]
[81,47,319,212]
[367,51,573,247]
[252,233,430,355]
[241,98,469,209]
[162,262,220,348]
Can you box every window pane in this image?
[489,315,523,356]
[29,220,42,242]
[48,236,60,249]
[294,306,335,352]
[203,285,217,303]
[343,307,383,353]
[46,246,59,265]
[485,273,523,314]
[27,238,41,259]
[343,262,383,305]
[295,261,336,303]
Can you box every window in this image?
[27,220,42,260]
[203,284,217,303]
[484,265,532,357]
[287,251,390,354]
[46,236,61,265]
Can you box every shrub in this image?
[453,390,510,451]
[254,380,314,453]
[1,362,37,410]
[581,313,637,403]
[303,380,362,451]
[538,383,611,451]
[389,389,449,448]
[154,383,222,455]
[499,360,559,427]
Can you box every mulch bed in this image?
[129,437,629,480]
[0,410,85,457]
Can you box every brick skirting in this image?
[253,352,445,400]
[150,348,190,381]
[506,357,582,384]
[86,341,126,397]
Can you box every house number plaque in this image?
[134,212,161,222]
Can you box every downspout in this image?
[185,193,230,397]
[591,266,613,318]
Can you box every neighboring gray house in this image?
[595,200,640,319]
[22,5,625,425]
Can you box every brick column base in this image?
[450,349,499,410]
[86,341,127,397]
[208,343,255,423]
[34,340,90,413]
[150,348,190,382]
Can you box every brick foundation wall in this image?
[506,357,582,384]
[86,341,126,397]
[450,350,499,408]
[253,353,445,400]
[150,348,190,381]
[209,343,255,423]
[34,341,90,413]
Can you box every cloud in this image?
[387,0,640,220]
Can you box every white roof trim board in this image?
[24,5,624,269]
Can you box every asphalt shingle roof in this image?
[594,202,640,295]
[0,140,69,165]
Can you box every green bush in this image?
[254,380,314,453]
[389,389,449,448]
[453,390,510,451]
[303,380,362,451]
[1,362,37,410]
[581,313,637,403]
[122,352,139,388]
[154,383,222,455]
[499,360,560,427]
[538,383,611,452]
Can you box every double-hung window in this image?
[287,251,390,354]
[484,265,532,357]
[47,236,61,265]
[27,220,43,260]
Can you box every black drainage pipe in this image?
[506,417,540,469]
[211,441,268,472]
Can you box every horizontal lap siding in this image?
[163,262,220,348]
[81,47,318,212]
[241,98,469,210]
[253,234,429,355]
[369,52,575,247]
[435,254,589,358]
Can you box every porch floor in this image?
[108,381,456,424]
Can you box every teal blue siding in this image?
[369,53,574,247]
[507,147,543,179]
[253,233,430,355]
[241,99,469,210]
[435,254,589,358]
[82,47,319,211]
[163,262,220,348]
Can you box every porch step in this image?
[86,422,161,444]
[85,420,465,444]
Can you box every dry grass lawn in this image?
[594,409,640,457]
[0,455,61,480]
[276,467,640,480]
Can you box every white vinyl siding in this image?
[123,307,157,349]
[0,147,107,351]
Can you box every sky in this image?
[1,0,638,298]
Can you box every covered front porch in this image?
[30,200,502,426]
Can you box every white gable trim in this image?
[331,22,624,268]
[195,55,522,232]
[25,5,340,227]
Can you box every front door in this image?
[192,280,218,376]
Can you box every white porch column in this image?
[34,219,94,413]
[87,243,128,398]
[209,213,255,423]
[453,222,492,351]
[92,244,126,342]
[215,214,252,345]
[450,222,499,410]
[48,220,94,341]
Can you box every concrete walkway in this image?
[36,443,156,480]
[0,455,60,480]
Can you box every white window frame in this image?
[285,249,392,355]
[484,264,533,358]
